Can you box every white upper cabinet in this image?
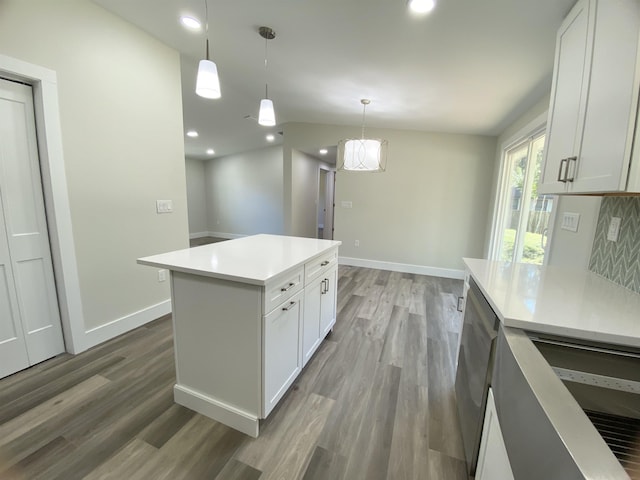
[539,0,640,194]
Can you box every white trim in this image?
[84,300,171,350]
[190,231,246,240]
[207,231,247,240]
[0,54,86,354]
[488,111,548,261]
[174,384,259,437]
[189,231,210,239]
[339,256,464,280]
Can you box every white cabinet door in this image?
[263,291,302,416]
[302,265,338,367]
[319,266,337,337]
[302,276,322,367]
[539,0,592,194]
[571,0,640,193]
[476,388,515,480]
[540,0,640,194]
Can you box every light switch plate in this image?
[561,212,580,232]
[341,201,353,208]
[156,200,173,214]
[607,217,622,242]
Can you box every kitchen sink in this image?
[531,334,640,477]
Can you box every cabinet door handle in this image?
[320,260,330,267]
[565,156,577,182]
[281,282,295,292]
[557,158,568,183]
[457,296,464,312]
[282,301,297,311]
[321,278,329,294]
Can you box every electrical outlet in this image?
[158,269,167,282]
[354,240,360,247]
[607,217,621,242]
[341,201,353,208]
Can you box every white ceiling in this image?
[93,0,575,160]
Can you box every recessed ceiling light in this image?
[186,130,198,138]
[266,134,275,142]
[407,0,436,14]
[206,148,215,155]
[180,16,202,31]
[319,149,328,155]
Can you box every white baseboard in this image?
[189,231,210,239]
[174,384,259,437]
[83,299,171,351]
[207,231,247,240]
[338,256,465,280]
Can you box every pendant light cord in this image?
[264,35,269,99]
[361,102,367,139]
[204,0,210,60]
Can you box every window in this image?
[490,123,555,265]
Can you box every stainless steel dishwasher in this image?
[455,277,499,476]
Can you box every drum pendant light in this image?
[195,0,221,99]
[338,99,388,172]
[258,26,276,127]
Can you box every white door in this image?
[0,78,65,378]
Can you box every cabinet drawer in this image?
[264,267,303,314]
[304,248,338,284]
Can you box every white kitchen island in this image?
[137,234,341,436]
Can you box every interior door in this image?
[0,193,30,377]
[0,78,65,377]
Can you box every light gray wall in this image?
[204,146,285,236]
[547,196,601,269]
[283,123,497,272]
[0,0,189,331]
[185,158,208,236]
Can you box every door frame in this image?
[318,165,335,239]
[0,54,85,353]
[488,111,558,264]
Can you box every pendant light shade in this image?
[338,138,388,172]
[195,0,221,99]
[258,27,277,127]
[338,99,388,173]
[196,58,221,99]
[258,98,276,126]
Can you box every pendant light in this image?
[258,26,276,127]
[338,99,388,172]
[195,0,221,99]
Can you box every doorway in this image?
[491,127,555,265]
[317,167,335,240]
[0,77,65,378]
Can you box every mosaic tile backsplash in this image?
[589,196,640,293]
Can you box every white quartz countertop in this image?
[463,258,640,349]
[138,234,341,285]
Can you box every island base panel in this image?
[174,384,260,437]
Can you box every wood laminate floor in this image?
[0,266,466,480]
